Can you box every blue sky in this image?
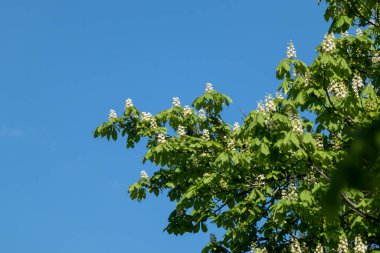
[0,1,328,252]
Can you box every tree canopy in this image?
[94,1,380,252]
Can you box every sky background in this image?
[0,1,329,252]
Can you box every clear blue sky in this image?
[0,1,328,252]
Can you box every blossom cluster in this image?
[183,105,192,117]
[108,109,117,120]
[328,80,348,99]
[275,92,284,100]
[352,74,364,98]
[233,122,240,132]
[354,235,367,253]
[315,242,324,253]
[257,174,265,186]
[224,136,236,151]
[124,98,133,109]
[140,170,149,179]
[205,83,213,93]
[287,40,297,59]
[291,118,303,135]
[341,31,349,38]
[290,239,302,253]
[157,133,166,144]
[356,28,363,37]
[150,118,158,129]
[337,235,349,253]
[372,52,380,64]
[264,94,276,112]
[172,97,181,107]
[257,94,276,112]
[201,129,210,141]
[141,112,153,122]
[177,125,186,136]
[321,33,336,52]
[281,183,298,201]
[198,109,206,120]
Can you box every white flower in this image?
[205,83,214,93]
[356,28,363,37]
[372,52,380,64]
[257,101,265,112]
[177,125,186,136]
[233,122,240,132]
[290,239,302,253]
[305,72,312,86]
[276,92,284,100]
[354,235,367,253]
[157,133,166,144]
[108,109,117,120]
[124,98,133,109]
[264,94,276,112]
[337,235,349,253]
[291,118,303,135]
[315,242,324,253]
[150,118,158,129]
[141,112,153,122]
[328,80,348,99]
[341,31,349,37]
[227,139,236,151]
[198,109,206,120]
[352,74,364,98]
[287,40,297,59]
[322,33,336,52]
[257,174,265,186]
[201,129,210,141]
[140,170,149,179]
[183,105,192,117]
[172,97,181,107]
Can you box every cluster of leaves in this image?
[94,1,380,252]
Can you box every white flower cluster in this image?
[276,92,284,100]
[372,52,380,64]
[322,33,336,52]
[328,80,348,99]
[282,183,298,201]
[140,170,148,179]
[264,94,276,112]
[257,174,265,186]
[337,235,349,253]
[352,74,364,98]
[233,122,240,132]
[198,109,206,120]
[290,239,302,253]
[356,28,363,37]
[125,98,133,109]
[226,137,236,151]
[316,137,324,150]
[315,242,324,253]
[291,118,303,135]
[341,31,349,38]
[172,97,181,107]
[201,129,210,141]
[183,105,192,117]
[141,112,153,122]
[205,83,214,93]
[177,125,186,136]
[354,235,367,253]
[287,40,297,59]
[157,133,166,144]
[150,118,158,129]
[109,109,117,120]
[257,101,265,112]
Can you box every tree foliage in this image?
[95,1,380,252]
